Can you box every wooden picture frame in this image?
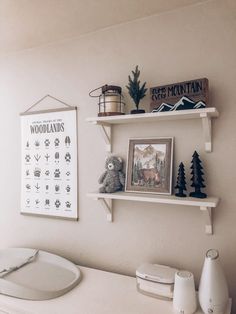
[125,137,173,195]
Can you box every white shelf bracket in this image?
[96,198,113,222]
[99,124,112,152]
[200,113,212,152]
[200,206,212,235]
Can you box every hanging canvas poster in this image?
[21,108,78,220]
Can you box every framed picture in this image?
[125,137,173,195]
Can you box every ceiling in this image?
[0,0,206,55]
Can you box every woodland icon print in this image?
[21,109,78,220]
[126,138,173,195]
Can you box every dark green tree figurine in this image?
[189,151,207,198]
[126,65,147,114]
[175,162,187,197]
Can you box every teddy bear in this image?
[98,156,125,193]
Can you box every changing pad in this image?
[0,248,81,300]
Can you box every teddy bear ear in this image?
[117,157,122,163]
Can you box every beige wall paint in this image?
[0,0,207,55]
[0,0,236,309]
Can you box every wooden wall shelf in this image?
[87,191,220,235]
[86,108,219,153]
[86,107,220,235]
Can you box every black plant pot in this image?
[189,191,207,199]
[175,192,187,197]
[130,109,145,114]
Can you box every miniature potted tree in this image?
[126,65,147,114]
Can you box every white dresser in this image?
[0,266,232,314]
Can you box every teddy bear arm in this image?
[98,171,107,184]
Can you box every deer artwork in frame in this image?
[125,138,174,195]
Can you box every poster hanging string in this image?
[23,94,74,114]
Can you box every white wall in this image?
[0,0,236,309]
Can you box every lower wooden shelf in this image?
[87,191,220,235]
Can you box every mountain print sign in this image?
[152,96,206,113]
[150,78,208,112]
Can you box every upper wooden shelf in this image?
[86,108,219,152]
[86,107,219,125]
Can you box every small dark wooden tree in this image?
[189,151,207,198]
[126,65,147,114]
[175,162,187,197]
